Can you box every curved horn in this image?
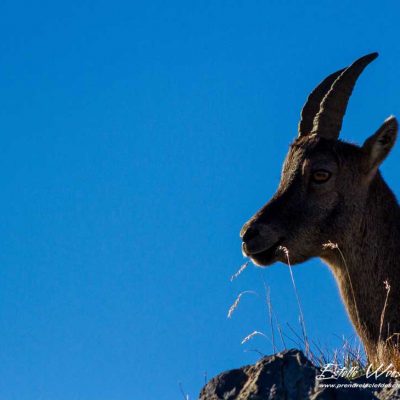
[298,68,345,137]
[311,52,378,139]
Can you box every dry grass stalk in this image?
[379,280,391,344]
[230,260,250,281]
[279,246,310,357]
[276,318,286,350]
[227,291,257,319]
[266,287,276,352]
[260,273,276,353]
[323,241,363,343]
[178,381,190,400]
[243,348,265,357]
[373,281,400,370]
[241,330,268,345]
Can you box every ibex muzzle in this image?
[240,193,288,265]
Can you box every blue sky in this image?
[1,1,400,399]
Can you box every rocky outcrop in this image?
[199,349,400,399]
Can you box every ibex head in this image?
[241,53,398,266]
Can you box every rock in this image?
[199,349,400,399]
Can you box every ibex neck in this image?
[352,173,400,269]
[323,173,400,354]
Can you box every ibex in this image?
[240,53,400,367]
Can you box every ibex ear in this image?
[362,116,398,173]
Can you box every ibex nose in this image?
[241,225,260,242]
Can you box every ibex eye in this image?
[311,169,331,183]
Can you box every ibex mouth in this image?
[242,239,284,266]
